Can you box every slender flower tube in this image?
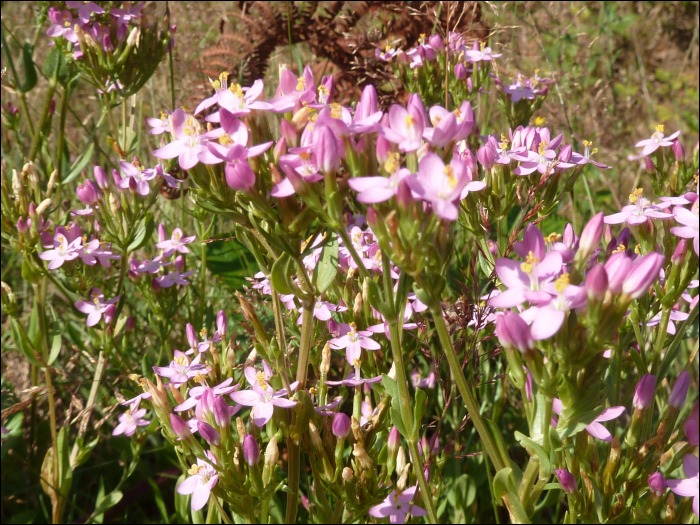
[633,374,656,410]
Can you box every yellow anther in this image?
[128,373,140,381]
[629,188,643,204]
[453,108,462,119]
[256,371,267,388]
[613,244,626,253]
[545,232,561,243]
[349,322,357,332]
[420,33,426,41]
[583,140,593,147]
[93,297,100,305]
[193,373,207,384]
[219,133,233,146]
[173,230,182,241]
[444,165,458,189]
[175,355,188,366]
[404,115,414,128]
[655,124,664,134]
[500,134,510,150]
[188,465,203,475]
[384,152,400,174]
[538,141,547,156]
[385,44,391,52]
[479,300,486,307]
[591,148,598,155]
[90,289,100,299]
[480,41,486,51]
[330,103,342,119]
[308,387,318,396]
[318,85,329,96]
[533,116,546,126]
[352,358,362,368]
[160,111,168,120]
[296,76,306,92]
[209,77,221,90]
[520,251,540,275]
[554,273,570,293]
[299,151,311,161]
[634,244,641,255]
[199,328,207,338]
[228,83,244,98]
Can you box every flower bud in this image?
[158,223,167,243]
[342,467,354,481]
[273,136,286,164]
[559,144,572,163]
[243,434,260,466]
[320,342,331,375]
[454,62,466,79]
[280,119,297,148]
[352,443,373,469]
[196,389,215,421]
[197,421,221,446]
[633,374,656,410]
[265,435,279,467]
[645,156,655,172]
[668,371,689,409]
[49,98,56,116]
[173,255,185,271]
[225,160,256,192]
[376,134,391,165]
[477,143,496,170]
[309,421,324,452]
[352,292,363,319]
[555,469,578,494]
[125,316,135,331]
[17,218,28,234]
[77,179,100,205]
[103,304,117,324]
[604,252,634,294]
[102,34,114,53]
[648,472,667,497]
[487,239,498,256]
[316,126,339,174]
[586,263,608,303]
[578,212,604,261]
[388,426,400,454]
[622,253,665,300]
[672,239,687,267]
[672,140,685,161]
[396,446,407,475]
[126,27,140,48]
[216,310,227,336]
[467,77,473,92]
[495,311,533,353]
[169,383,185,406]
[429,34,444,50]
[356,84,378,121]
[684,402,699,446]
[213,395,231,428]
[332,412,351,439]
[170,413,191,439]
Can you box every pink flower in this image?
[671,203,699,256]
[39,230,82,269]
[684,402,699,447]
[503,76,535,102]
[152,109,221,170]
[174,378,239,412]
[329,322,380,364]
[79,238,121,267]
[666,454,699,517]
[75,288,120,327]
[156,227,195,257]
[523,273,587,340]
[465,45,502,62]
[325,371,383,388]
[177,451,219,512]
[112,400,149,437]
[406,152,471,221]
[229,367,298,427]
[196,78,275,117]
[635,125,681,156]
[111,2,144,25]
[368,486,427,524]
[46,9,78,43]
[155,270,194,288]
[65,1,104,24]
[152,351,209,386]
[348,168,412,204]
[604,189,673,225]
[552,398,625,441]
[375,45,399,61]
[147,113,170,135]
[379,104,425,152]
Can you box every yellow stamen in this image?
[520,251,540,274]
[629,188,643,204]
[308,387,318,396]
[256,371,267,389]
[404,115,414,128]
[228,83,244,99]
[655,124,664,134]
[193,373,207,384]
[188,465,203,475]
[500,133,510,150]
[554,273,570,293]
[634,244,641,255]
[330,103,342,119]
[318,85,329,97]
[384,152,400,174]
[219,133,233,146]
[533,116,546,126]
[613,244,626,253]
[480,41,486,51]
[160,111,168,120]
[175,355,188,366]
[545,232,561,243]
[538,141,547,156]
[385,44,391,52]
[296,76,306,92]
[444,165,458,189]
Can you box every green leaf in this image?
[21,258,41,284]
[47,333,61,366]
[366,278,390,317]
[127,212,155,252]
[43,47,69,86]
[312,235,338,294]
[9,318,43,367]
[204,239,256,289]
[270,252,294,295]
[390,406,408,438]
[91,491,123,521]
[412,387,426,441]
[148,478,170,524]
[381,374,399,401]
[19,43,37,93]
[62,142,94,184]
[515,431,552,479]
[492,467,515,499]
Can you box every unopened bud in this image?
[126,27,140,48]
[320,342,331,375]
[332,412,351,439]
[633,374,656,410]
[668,371,689,409]
[342,467,354,481]
[352,443,372,469]
[35,198,51,216]
[168,383,185,406]
[46,170,59,198]
[672,140,685,161]
[554,469,578,494]
[645,156,655,173]
[243,434,260,465]
[396,446,407,475]
[265,435,279,467]
[170,413,191,439]
[672,239,687,267]
[353,292,363,319]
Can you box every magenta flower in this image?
[111,2,144,25]
[112,401,149,437]
[155,270,194,288]
[465,44,502,62]
[406,152,472,221]
[75,288,120,327]
[684,401,699,447]
[229,367,298,427]
[375,45,399,62]
[646,307,690,335]
[622,252,665,300]
[175,378,239,412]
[79,238,121,267]
[503,76,535,102]
[298,300,346,324]
[65,1,104,24]
[147,113,170,135]
[368,486,427,524]
[348,168,411,204]
[116,161,156,196]
[329,322,380,364]
[552,398,625,442]
[152,109,221,170]
[39,230,82,269]
[554,469,578,494]
[523,274,587,340]
[177,451,219,512]
[275,66,316,107]
[134,256,170,274]
[153,351,209,386]
[666,454,699,517]
[604,189,673,225]
[185,323,221,354]
[156,227,196,257]
[671,204,699,256]
[46,9,78,43]
[635,125,681,156]
[196,77,275,117]
[325,371,382,388]
[379,104,425,152]
[350,84,383,133]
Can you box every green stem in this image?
[211,495,232,524]
[331,500,344,524]
[650,306,671,373]
[429,308,506,471]
[28,84,57,162]
[114,247,130,319]
[200,240,207,326]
